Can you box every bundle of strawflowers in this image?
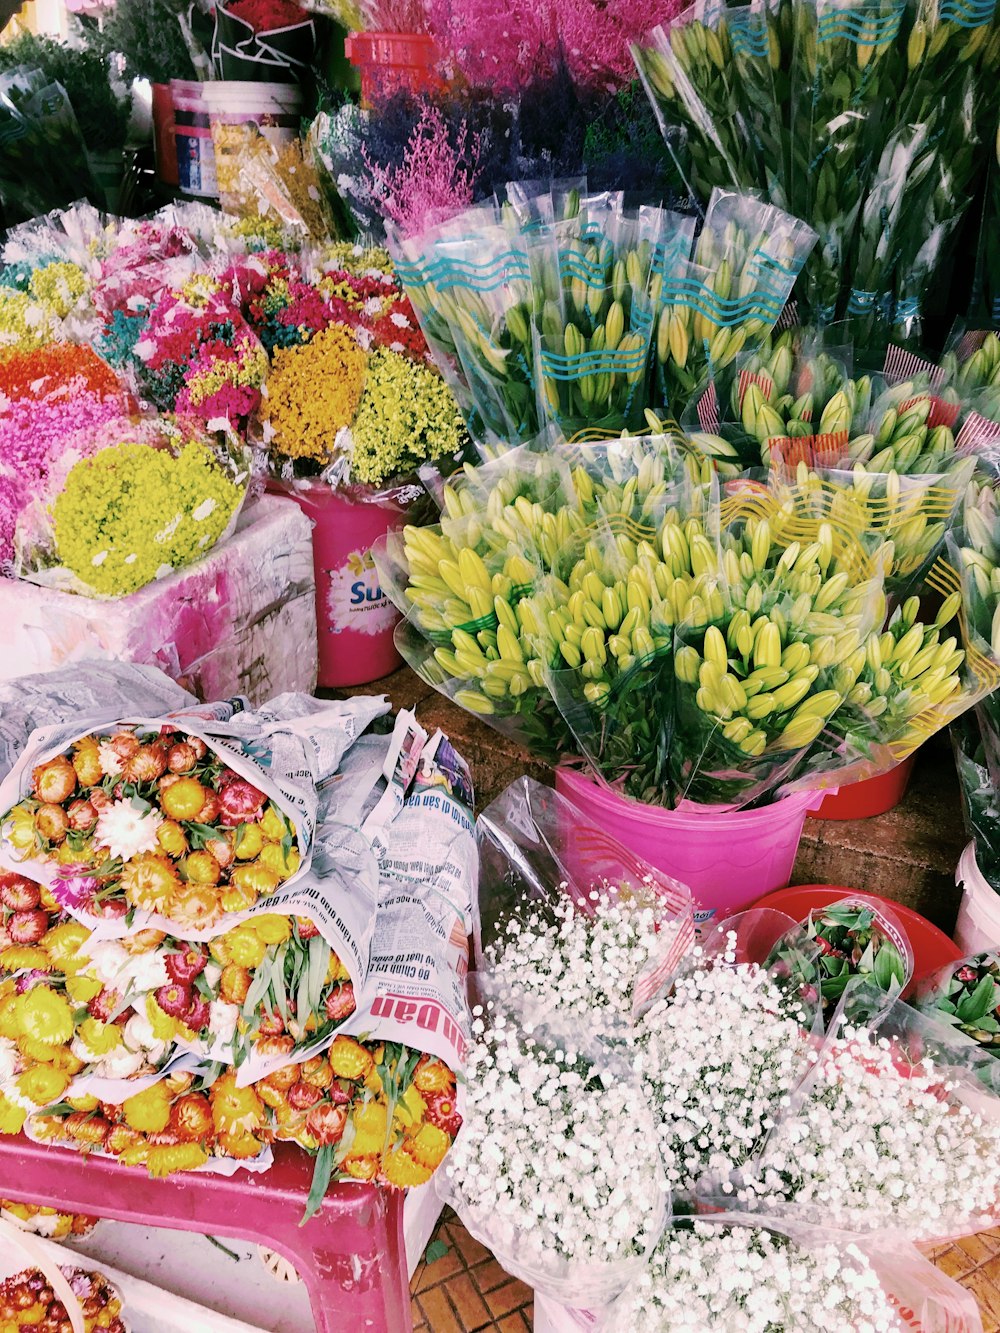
[0,1263,124,1332]
[3,724,298,930]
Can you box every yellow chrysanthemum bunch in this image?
[52,437,244,596]
[264,323,367,463]
[350,347,468,488]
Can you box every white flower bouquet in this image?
[474,776,696,1039]
[730,981,1000,1240]
[439,983,670,1312]
[609,1213,983,1333]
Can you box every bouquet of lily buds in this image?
[378,429,1000,809]
[387,181,816,444]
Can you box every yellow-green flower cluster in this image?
[52,438,243,596]
[322,242,393,276]
[265,323,368,463]
[28,262,88,319]
[222,216,292,251]
[350,347,468,488]
[0,290,54,359]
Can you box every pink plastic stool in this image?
[0,1137,411,1333]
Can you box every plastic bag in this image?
[474,776,695,1038]
[438,971,671,1312]
[766,891,913,1026]
[912,951,1000,1056]
[607,1212,985,1333]
[13,415,252,600]
[635,909,824,1201]
[653,189,817,419]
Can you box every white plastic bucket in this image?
[954,840,1000,953]
[170,79,218,198]
[203,80,302,211]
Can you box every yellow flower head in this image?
[16,1063,71,1107]
[122,1083,172,1134]
[146,1142,210,1177]
[0,1094,26,1135]
[265,323,367,463]
[77,1017,123,1056]
[249,914,292,945]
[16,987,73,1046]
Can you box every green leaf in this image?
[872,943,905,991]
[308,937,328,1013]
[956,975,998,1024]
[423,1240,450,1265]
[301,1145,334,1225]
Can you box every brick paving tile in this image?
[410,1209,533,1332]
[412,1212,1000,1332]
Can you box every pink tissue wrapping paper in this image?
[0,495,316,705]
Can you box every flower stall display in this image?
[378,436,996,828]
[388,181,814,439]
[0,667,473,1236]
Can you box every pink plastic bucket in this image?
[554,767,824,921]
[267,479,407,688]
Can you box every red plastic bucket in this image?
[267,479,407,688]
[809,754,916,821]
[151,82,179,187]
[753,884,962,992]
[554,767,824,922]
[344,31,444,106]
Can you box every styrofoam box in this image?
[0,497,317,706]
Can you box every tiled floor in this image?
[923,1229,1000,1333]
[412,1214,1000,1333]
[410,1209,533,1332]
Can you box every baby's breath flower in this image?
[637,941,813,1196]
[443,1011,667,1299]
[615,1221,904,1332]
[742,1023,1000,1237]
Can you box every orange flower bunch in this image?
[27,1068,271,1178]
[0,1264,124,1332]
[4,726,301,930]
[255,1038,461,1203]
